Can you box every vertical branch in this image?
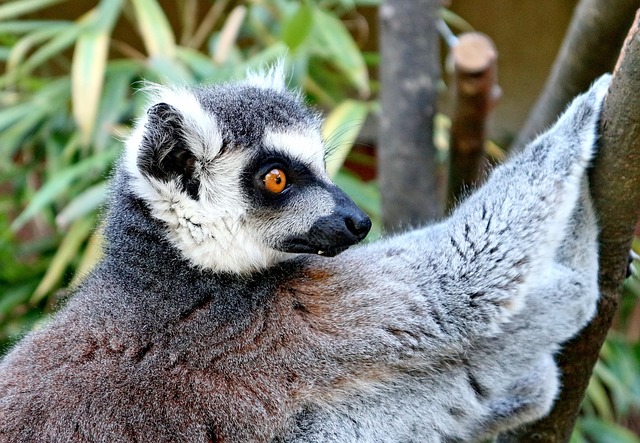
[378,0,442,232]
[446,32,500,211]
[512,0,640,151]
[498,10,640,443]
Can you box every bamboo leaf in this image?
[10,149,118,232]
[93,61,140,150]
[71,0,123,146]
[30,216,95,304]
[56,182,108,229]
[144,55,192,83]
[0,102,33,132]
[131,0,177,59]
[185,43,289,84]
[72,27,109,145]
[10,23,81,81]
[585,373,615,422]
[439,7,474,33]
[569,426,588,443]
[0,20,70,35]
[0,0,66,21]
[0,283,36,315]
[0,79,70,159]
[213,5,247,65]
[5,25,70,77]
[579,417,640,443]
[176,47,218,80]
[281,4,314,51]
[69,228,104,287]
[310,9,369,97]
[323,100,369,178]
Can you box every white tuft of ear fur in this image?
[124,83,223,200]
[245,60,287,92]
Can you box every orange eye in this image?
[263,168,287,194]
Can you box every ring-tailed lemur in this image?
[0,67,609,442]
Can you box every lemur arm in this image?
[292,75,609,366]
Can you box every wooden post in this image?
[446,32,500,211]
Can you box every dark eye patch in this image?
[240,149,322,207]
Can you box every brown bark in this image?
[512,0,640,152]
[498,10,640,443]
[378,0,442,232]
[446,32,500,211]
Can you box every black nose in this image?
[345,214,372,240]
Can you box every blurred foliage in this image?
[1,1,640,441]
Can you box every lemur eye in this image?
[263,168,287,194]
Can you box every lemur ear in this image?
[138,102,200,200]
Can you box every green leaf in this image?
[579,417,640,443]
[145,56,193,84]
[0,283,37,315]
[281,4,314,51]
[56,182,108,229]
[131,0,177,59]
[333,172,380,219]
[0,101,33,132]
[176,47,218,80]
[9,23,81,82]
[4,25,71,77]
[333,172,381,241]
[30,216,95,304]
[0,20,71,35]
[93,61,140,151]
[439,7,475,33]
[196,43,289,84]
[0,0,67,21]
[69,228,104,287]
[322,100,369,177]
[71,0,123,145]
[569,426,588,443]
[0,79,70,160]
[213,5,247,65]
[309,9,369,97]
[72,27,109,145]
[10,149,118,232]
[585,372,615,422]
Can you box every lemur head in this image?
[124,66,371,274]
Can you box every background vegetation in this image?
[0,0,638,441]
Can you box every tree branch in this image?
[512,0,640,152]
[498,9,640,442]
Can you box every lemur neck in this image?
[101,172,196,279]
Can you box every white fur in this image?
[263,129,327,176]
[245,61,287,92]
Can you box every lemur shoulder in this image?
[0,67,609,442]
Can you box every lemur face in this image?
[124,68,371,274]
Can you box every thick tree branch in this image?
[378,0,442,232]
[512,0,640,151]
[446,32,500,211]
[498,10,640,442]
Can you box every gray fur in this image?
[0,74,609,442]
